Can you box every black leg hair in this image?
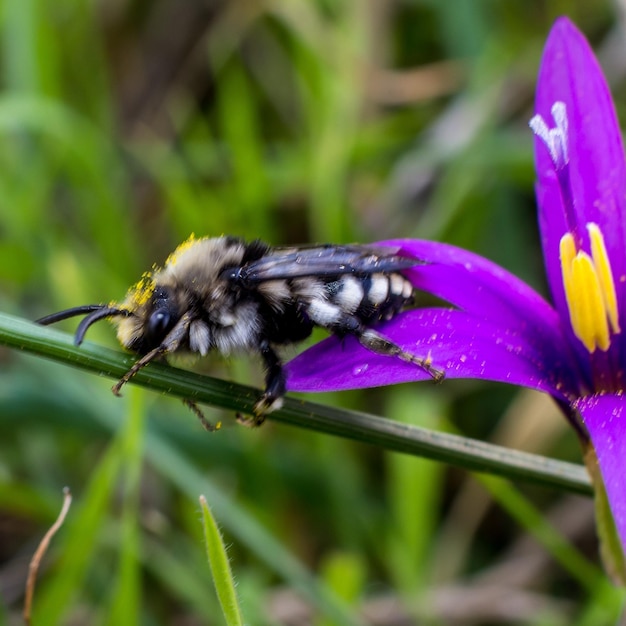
[240,340,286,427]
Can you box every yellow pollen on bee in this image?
[560,224,620,353]
[166,233,198,267]
[127,272,156,307]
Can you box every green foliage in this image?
[0,1,623,624]
[199,496,244,626]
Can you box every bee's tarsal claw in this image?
[244,393,283,427]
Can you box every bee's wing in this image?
[227,245,423,284]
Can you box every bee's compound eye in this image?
[147,308,171,338]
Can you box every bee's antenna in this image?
[36,305,130,345]
[75,307,130,345]
[36,305,107,326]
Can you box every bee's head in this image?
[37,283,182,356]
[115,285,182,354]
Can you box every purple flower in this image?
[286,18,626,566]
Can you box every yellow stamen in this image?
[571,252,610,351]
[560,226,620,353]
[587,223,620,334]
[560,234,578,336]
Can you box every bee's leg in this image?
[327,313,445,382]
[242,340,285,427]
[357,328,444,382]
[182,399,221,432]
[112,311,193,396]
[111,344,166,396]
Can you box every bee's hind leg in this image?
[358,327,445,382]
[324,311,445,383]
[240,340,285,427]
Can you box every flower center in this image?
[560,223,620,352]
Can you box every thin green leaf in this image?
[583,446,626,587]
[105,388,146,625]
[199,496,244,626]
[0,311,592,496]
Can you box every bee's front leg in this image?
[112,311,194,396]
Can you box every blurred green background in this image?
[0,1,623,624]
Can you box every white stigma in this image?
[529,101,569,169]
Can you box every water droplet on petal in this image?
[352,364,369,376]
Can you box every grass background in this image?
[0,1,624,624]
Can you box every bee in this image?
[37,235,444,429]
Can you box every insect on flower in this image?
[286,17,626,579]
[37,236,444,429]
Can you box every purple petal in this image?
[287,307,573,401]
[575,394,626,553]
[534,18,626,348]
[380,239,574,364]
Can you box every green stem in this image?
[0,312,591,496]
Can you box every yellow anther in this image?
[571,252,610,351]
[560,234,578,337]
[560,226,620,353]
[588,223,620,334]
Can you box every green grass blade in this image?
[0,311,592,495]
[199,496,244,626]
[384,390,445,591]
[104,388,146,626]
